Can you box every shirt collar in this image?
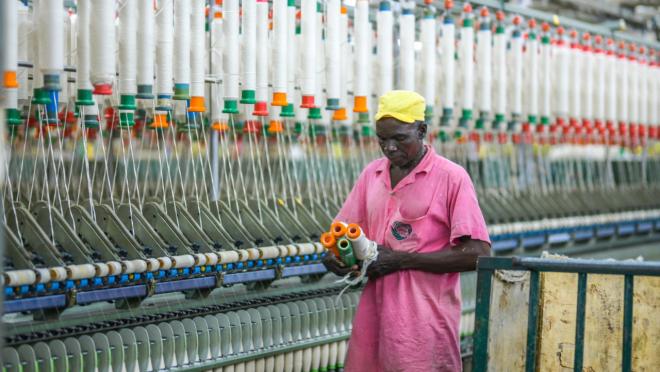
[375,144,436,176]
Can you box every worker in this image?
[322,90,491,371]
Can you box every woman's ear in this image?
[417,122,427,139]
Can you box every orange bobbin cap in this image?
[479,7,488,17]
[495,10,505,22]
[512,15,521,26]
[528,19,536,29]
[556,26,564,35]
[444,0,453,10]
[333,107,348,121]
[151,113,170,129]
[271,91,288,107]
[188,96,206,112]
[341,6,347,14]
[211,120,229,132]
[3,71,18,88]
[353,96,368,113]
[330,221,347,238]
[541,22,550,32]
[268,120,284,133]
[346,223,362,240]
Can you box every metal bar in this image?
[524,270,540,372]
[574,272,588,372]
[622,274,634,372]
[472,265,494,372]
[477,257,660,276]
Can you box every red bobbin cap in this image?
[93,83,113,95]
[253,101,269,116]
[300,95,315,109]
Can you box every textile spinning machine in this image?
[0,0,659,370]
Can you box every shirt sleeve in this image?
[447,169,491,246]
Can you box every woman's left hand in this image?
[366,246,410,280]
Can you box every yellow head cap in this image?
[374,90,426,124]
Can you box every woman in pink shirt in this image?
[323,91,491,371]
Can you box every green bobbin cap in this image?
[475,118,485,130]
[424,106,434,121]
[288,0,295,6]
[361,125,375,137]
[83,114,100,128]
[173,84,190,100]
[137,85,154,99]
[358,112,370,124]
[326,98,340,111]
[294,122,304,134]
[308,107,322,120]
[458,117,470,128]
[334,125,351,136]
[496,25,505,34]
[240,90,256,104]
[280,103,295,117]
[223,99,239,114]
[32,88,51,105]
[310,124,326,136]
[528,32,537,40]
[118,95,137,110]
[119,111,135,128]
[461,109,473,120]
[316,1,322,12]
[453,129,463,139]
[6,108,22,126]
[528,115,538,124]
[462,18,474,28]
[541,116,550,125]
[440,107,453,126]
[76,89,94,106]
[494,113,506,122]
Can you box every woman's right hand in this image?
[322,253,359,277]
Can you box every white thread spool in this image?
[329,343,338,371]
[217,251,240,264]
[75,0,92,91]
[118,0,137,95]
[441,14,455,116]
[205,253,219,266]
[242,0,257,96]
[122,259,148,274]
[137,0,154,94]
[297,243,316,256]
[190,0,205,100]
[595,40,606,123]
[511,29,523,118]
[4,270,38,287]
[337,340,347,369]
[272,0,288,102]
[570,38,582,121]
[193,253,207,266]
[210,8,225,122]
[399,4,415,91]
[1,0,18,94]
[224,0,240,100]
[236,249,250,262]
[90,0,116,92]
[158,256,174,270]
[286,0,297,102]
[346,226,377,261]
[173,0,191,91]
[556,34,570,120]
[49,267,68,282]
[421,10,436,116]
[313,242,324,254]
[629,49,640,126]
[325,0,341,107]
[171,255,195,269]
[93,263,110,277]
[259,246,280,260]
[246,248,261,261]
[255,0,269,104]
[353,0,370,107]
[476,15,491,117]
[527,25,540,122]
[494,24,507,122]
[286,244,299,257]
[320,344,330,372]
[300,0,317,103]
[38,0,64,86]
[618,45,629,124]
[35,268,52,284]
[17,3,30,100]
[66,264,97,280]
[311,346,321,371]
[277,245,289,257]
[541,31,552,122]
[459,9,474,120]
[145,258,160,271]
[107,261,123,275]
[156,0,174,96]
[584,38,595,123]
[377,1,393,96]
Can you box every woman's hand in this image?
[322,253,359,277]
[366,245,409,280]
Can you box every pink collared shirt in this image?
[336,145,490,372]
